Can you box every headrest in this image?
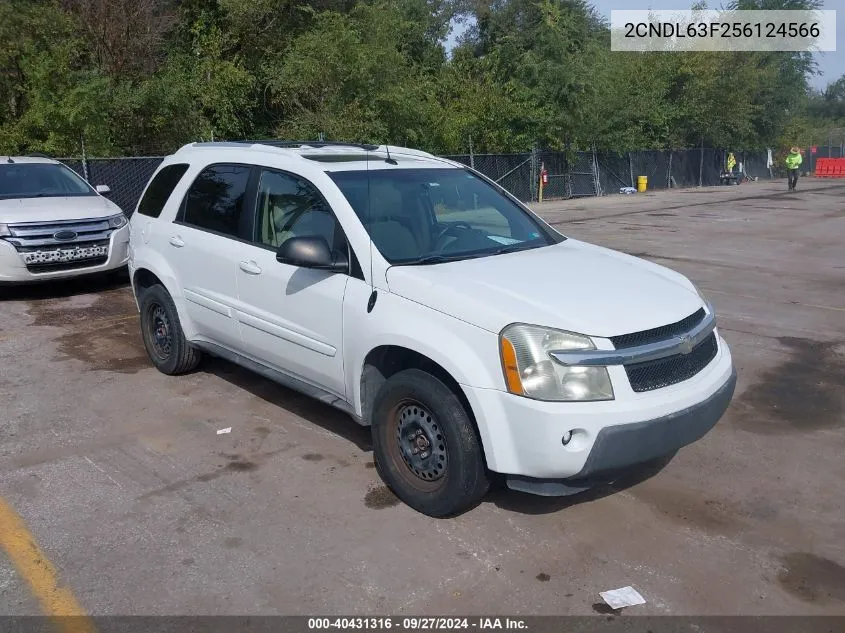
[369,182,403,223]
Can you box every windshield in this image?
[0,163,95,199]
[328,168,561,264]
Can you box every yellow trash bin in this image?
[637,175,648,192]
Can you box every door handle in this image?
[169,236,185,248]
[239,260,262,275]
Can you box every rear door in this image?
[232,167,350,398]
[167,163,255,349]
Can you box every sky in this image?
[446,1,842,91]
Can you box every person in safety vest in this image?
[785,147,802,191]
[727,152,736,175]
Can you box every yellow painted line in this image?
[0,498,97,633]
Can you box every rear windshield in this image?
[328,168,561,264]
[0,163,95,199]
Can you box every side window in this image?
[254,169,345,253]
[182,164,251,237]
[137,163,189,218]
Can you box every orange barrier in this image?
[814,157,845,178]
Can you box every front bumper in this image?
[0,225,130,283]
[507,368,736,496]
[462,334,735,485]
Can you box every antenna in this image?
[6,157,14,163]
[384,145,397,165]
[365,147,377,313]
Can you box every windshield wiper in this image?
[400,254,467,266]
[489,243,530,256]
[400,244,536,266]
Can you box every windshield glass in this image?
[328,168,561,264]
[0,163,95,199]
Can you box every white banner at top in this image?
[610,10,837,52]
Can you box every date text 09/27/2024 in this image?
[307,618,528,630]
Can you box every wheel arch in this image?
[359,346,485,470]
[130,255,196,339]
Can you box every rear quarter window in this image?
[137,164,190,218]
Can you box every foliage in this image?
[0,0,840,156]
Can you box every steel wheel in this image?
[146,302,172,360]
[387,399,448,493]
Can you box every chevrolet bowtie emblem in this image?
[678,334,694,355]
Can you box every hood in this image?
[0,195,120,224]
[385,239,703,338]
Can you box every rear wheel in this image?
[371,369,489,517]
[138,284,201,375]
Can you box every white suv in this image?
[128,141,736,517]
[0,156,129,283]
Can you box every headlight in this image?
[0,223,9,237]
[499,324,614,401]
[108,213,128,229]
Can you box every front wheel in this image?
[371,369,489,517]
[138,283,202,375]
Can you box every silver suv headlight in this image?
[108,213,128,229]
[0,223,10,237]
[499,324,614,402]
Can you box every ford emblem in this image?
[53,230,78,242]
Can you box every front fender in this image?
[343,283,506,463]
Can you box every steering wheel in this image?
[434,221,474,247]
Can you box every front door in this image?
[234,167,349,398]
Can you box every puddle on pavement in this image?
[27,288,136,327]
[627,485,742,534]
[54,319,148,374]
[141,444,298,500]
[364,485,400,509]
[777,552,845,604]
[24,289,149,374]
[732,337,844,434]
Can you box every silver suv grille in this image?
[4,218,114,273]
[614,309,718,392]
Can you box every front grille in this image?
[4,217,114,274]
[26,256,109,274]
[625,332,718,392]
[5,218,114,250]
[17,238,110,254]
[610,308,706,349]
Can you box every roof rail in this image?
[25,152,54,159]
[237,139,380,151]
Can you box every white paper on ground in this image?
[216,427,232,435]
[599,586,646,609]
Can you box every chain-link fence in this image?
[441,153,535,202]
[62,157,164,214]
[58,146,776,215]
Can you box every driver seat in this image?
[367,182,421,260]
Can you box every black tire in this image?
[371,369,489,517]
[138,283,201,375]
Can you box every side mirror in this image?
[277,236,348,273]
[96,185,111,195]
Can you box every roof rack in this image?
[237,140,380,151]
